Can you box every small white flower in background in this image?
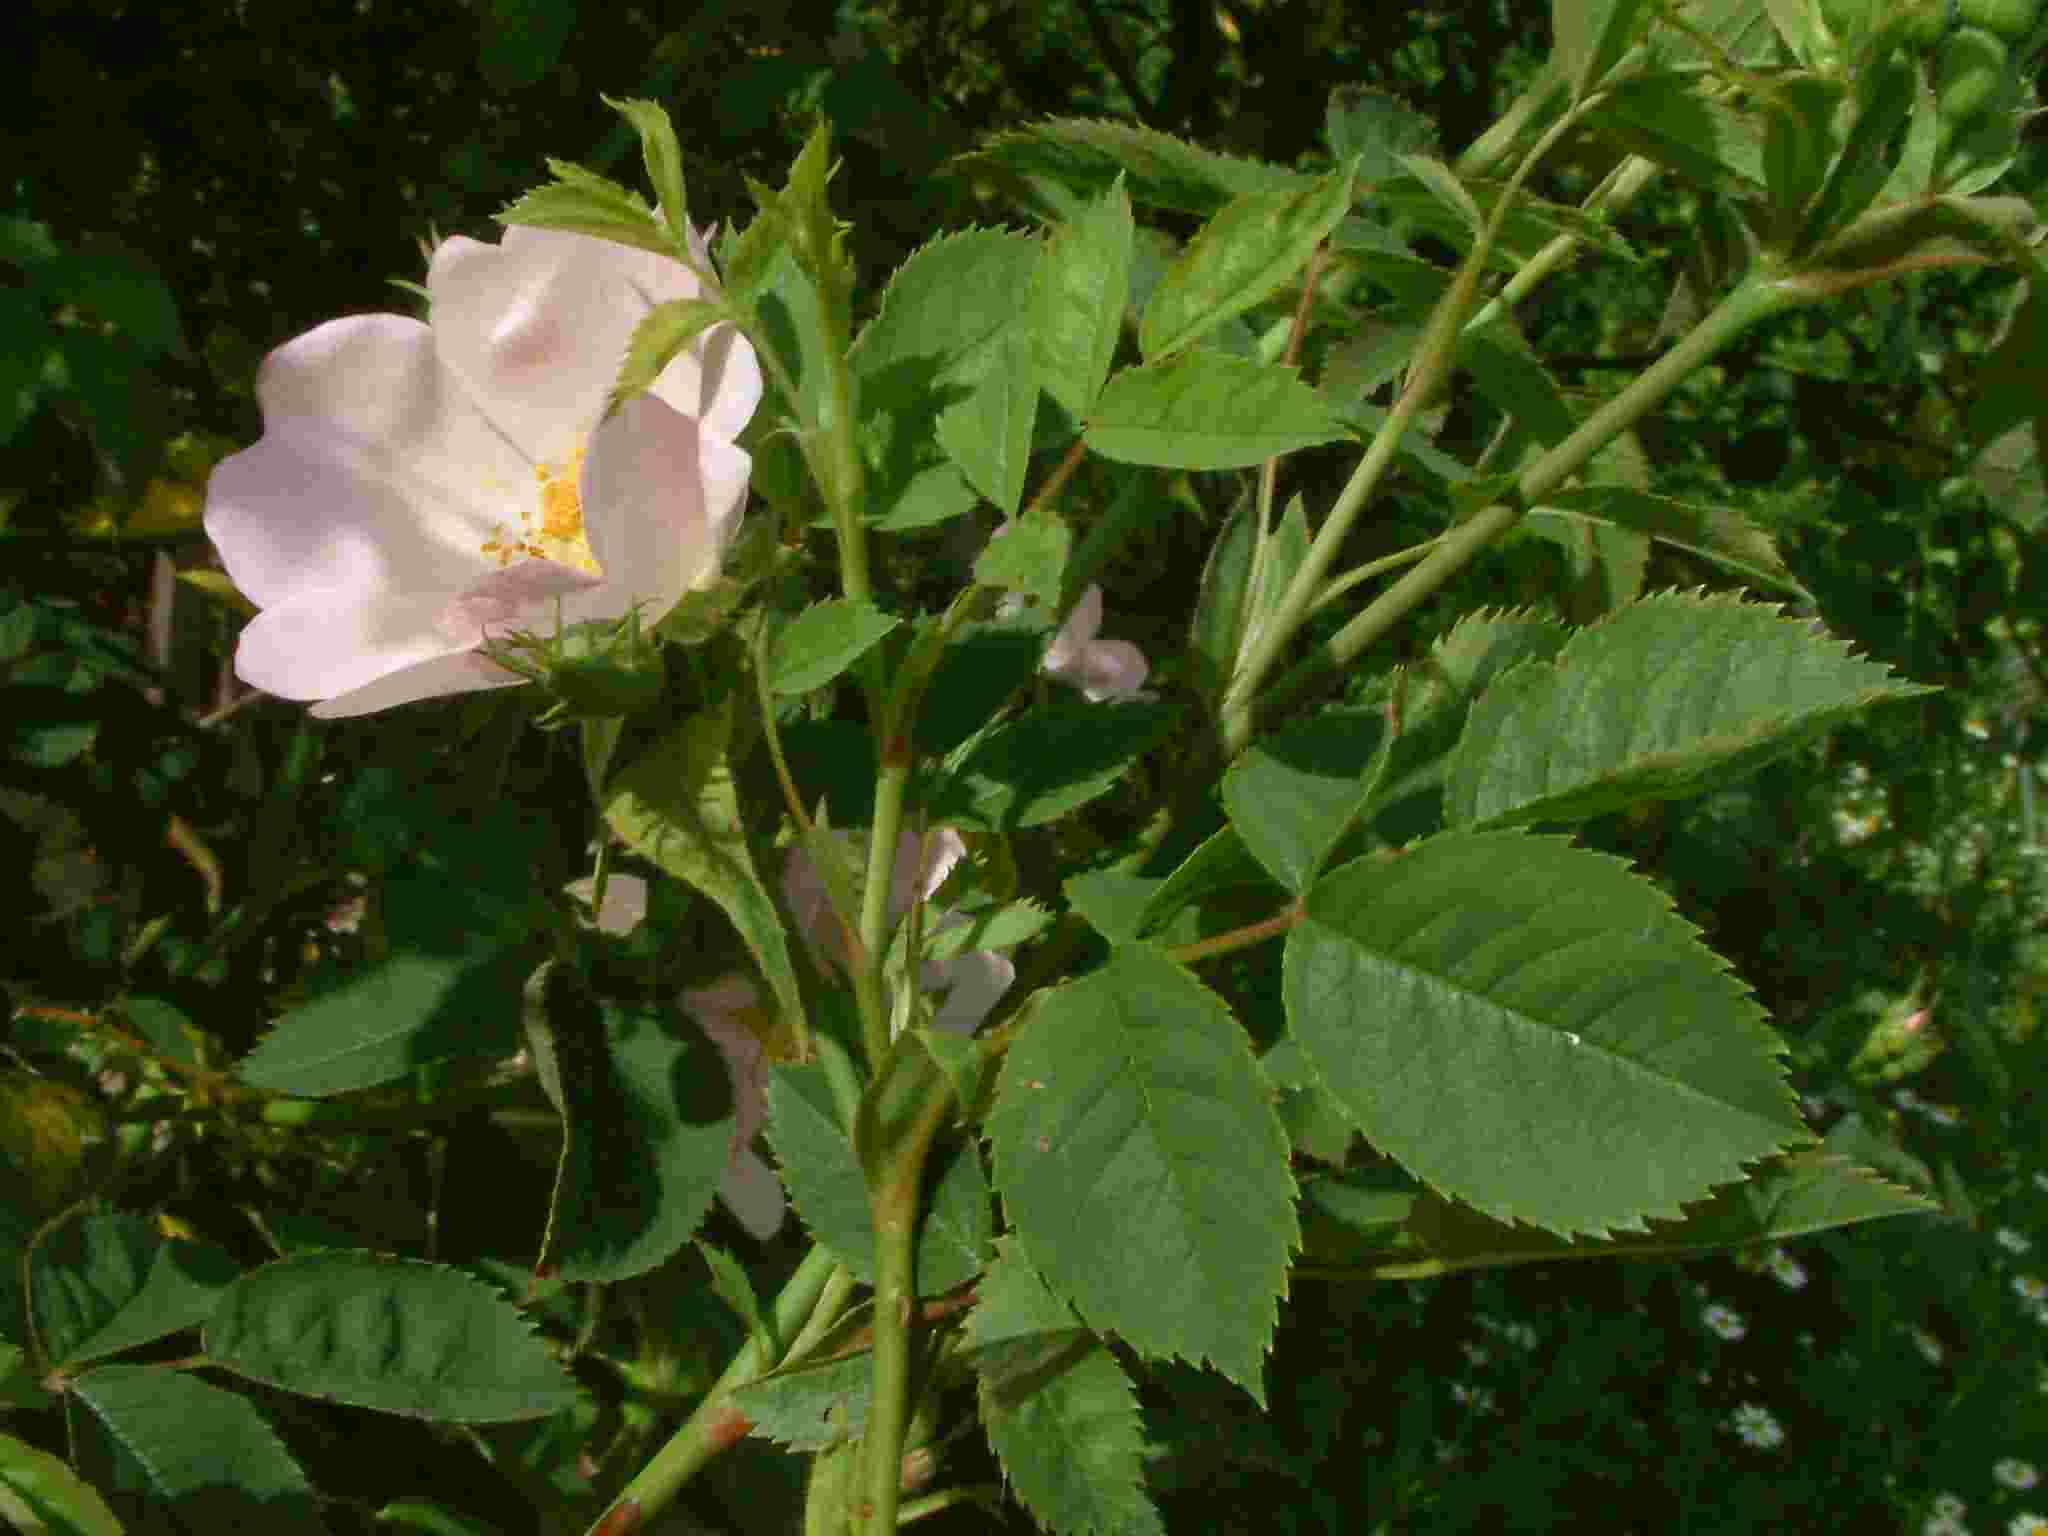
[1996,1460,2041,1492]
[1702,1302,1747,1341]
[206,225,760,717]
[1996,1227,2034,1257]
[2034,1171,2048,1195]
[1935,1494,1969,1521]
[1729,1403,1784,1449]
[1911,1326,1947,1366]
[678,974,786,1241]
[1766,1247,1809,1290]
[1923,1516,1968,1536]
[1926,1103,1962,1128]
[2015,1274,2048,1305]
[1449,1382,1496,1414]
[1895,1086,1924,1110]
[1042,585,1148,703]
[2011,1513,2048,1536]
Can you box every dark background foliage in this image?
[6,1,2047,1531]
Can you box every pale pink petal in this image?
[890,828,968,919]
[680,975,771,1144]
[923,949,1015,1036]
[307,652,526,719]
[718,1148,786,1239]
[430,226,755,463]
[1071,638,1149,703]
[567,873,648,936]
[1043,585,1104,674]
[206,316,532,610]
[233,588,487,703]
[581,396,751,621]
[782,844,843,971]
[1042,585,1148,702]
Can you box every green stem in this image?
[1218,104,1590,755]
[587,1244,844,1536]
[1244,273,1808,727]
[859,1089,951,1536]
[854,749,913,1068]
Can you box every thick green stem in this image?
[1242,273,1809,728]
[859,1088,950,1536]
[587,1245,843,1536]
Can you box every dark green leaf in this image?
[937,699,1177,830]
[988,946,1297,1397]
[205,1252,580,1421]
[1286,832,1808,1237]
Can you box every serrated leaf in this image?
[871,463,980,530]
[1063,870,1161,945]
[732,1346,873,1449]
[968,1246,1164,1536]
[1325,87,1438,182]
[1285,832,1807,1237]
[529,984,733,1285]
[1086,352,1346,470]
[960,119,1307,217]
[604,298,724,415]
[1445,592,1929,830]
[0,1431,122,1536]
[937,700,1176,830]
[850,228,1045,386]
[1034,177,1134,417]
[1137,826,1285,941]
[604,96,690,242]
[205,1253,580,1421]
[923,900,1054,963]
[235,943,529,1096]
[29,1208,158,1368]
[1527,487,1808,597]
[767,599,901,695]
[937,325,1040,515]
[697,1242,776,1357]
[1223,709,1390,894]
[1384,1150,1934,1277]
[61,1240,240,1368]
[1140,164,1356,360]
[987,946,1296,1397]
[1459,321,1576,447]
[604,705,805,1046]
[70,1366,314,1518]
[1762,75,1842,238]
[496,162,671,257]
[767,1056,993,1291]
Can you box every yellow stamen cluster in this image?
[478,440,600,575]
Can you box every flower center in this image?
[478,441,601,575]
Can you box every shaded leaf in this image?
[937,700,1177,830]
[70,1366,314,1521]
[960,119,1307,217]
[604,705,806,1047]
[1527,487,1808,597]
[0,1431,122,1536]
[205,1253,580,1422]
